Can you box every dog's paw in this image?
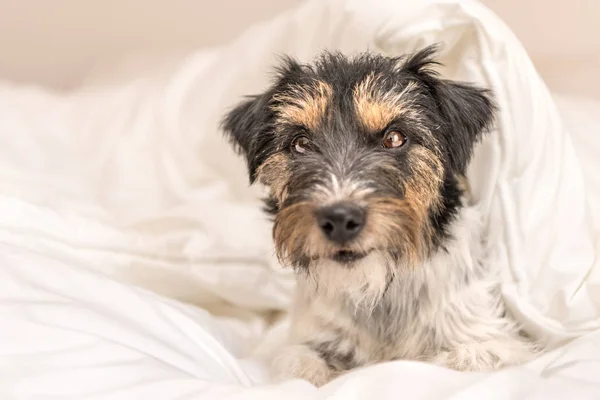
[270,344,334,387]
[431,337,537,372]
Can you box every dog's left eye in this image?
[383,130,407,149]
[291,135,310,154]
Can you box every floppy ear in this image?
[405,45,496,173]
[221,93,274,183]
[434,80,496,173]
[221,57,304,183]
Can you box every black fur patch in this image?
[307,340,358,372]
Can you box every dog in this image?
[221,45,536,386]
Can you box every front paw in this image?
[270,344,335,387]
[431,338,538,372]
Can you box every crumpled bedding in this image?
[1,0,599,398]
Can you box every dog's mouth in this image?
[330,250,369,264]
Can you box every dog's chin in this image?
[329,250,370,265]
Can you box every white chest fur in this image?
[272,207,537,386]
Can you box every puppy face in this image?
[222,46,494,297]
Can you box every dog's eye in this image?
[292,135,310,154]
[383,131,407,149]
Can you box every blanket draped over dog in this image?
[1,0,599,398]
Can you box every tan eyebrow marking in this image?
[353,73,418,132]
[271,80,333,131]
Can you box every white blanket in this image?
[1,0,599,398]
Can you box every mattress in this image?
[1,0,599,398]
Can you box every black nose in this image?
[315,203,365,244]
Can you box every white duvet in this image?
[1,0,600,398]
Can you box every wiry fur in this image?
[221,45,538,386]
[271,208,535,385]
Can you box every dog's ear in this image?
[222,92,273,183]
[433,81,496,174]
[222,57,304,183]
[405,45,496,174]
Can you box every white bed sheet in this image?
[1,0,599,398]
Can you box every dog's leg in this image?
[430,334,537,372]
[270,344,335,387]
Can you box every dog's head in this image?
[222,46,494,299]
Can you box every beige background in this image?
[0,0,598,97]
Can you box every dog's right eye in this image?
[291,135,310,154]
[383,130,407,149]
